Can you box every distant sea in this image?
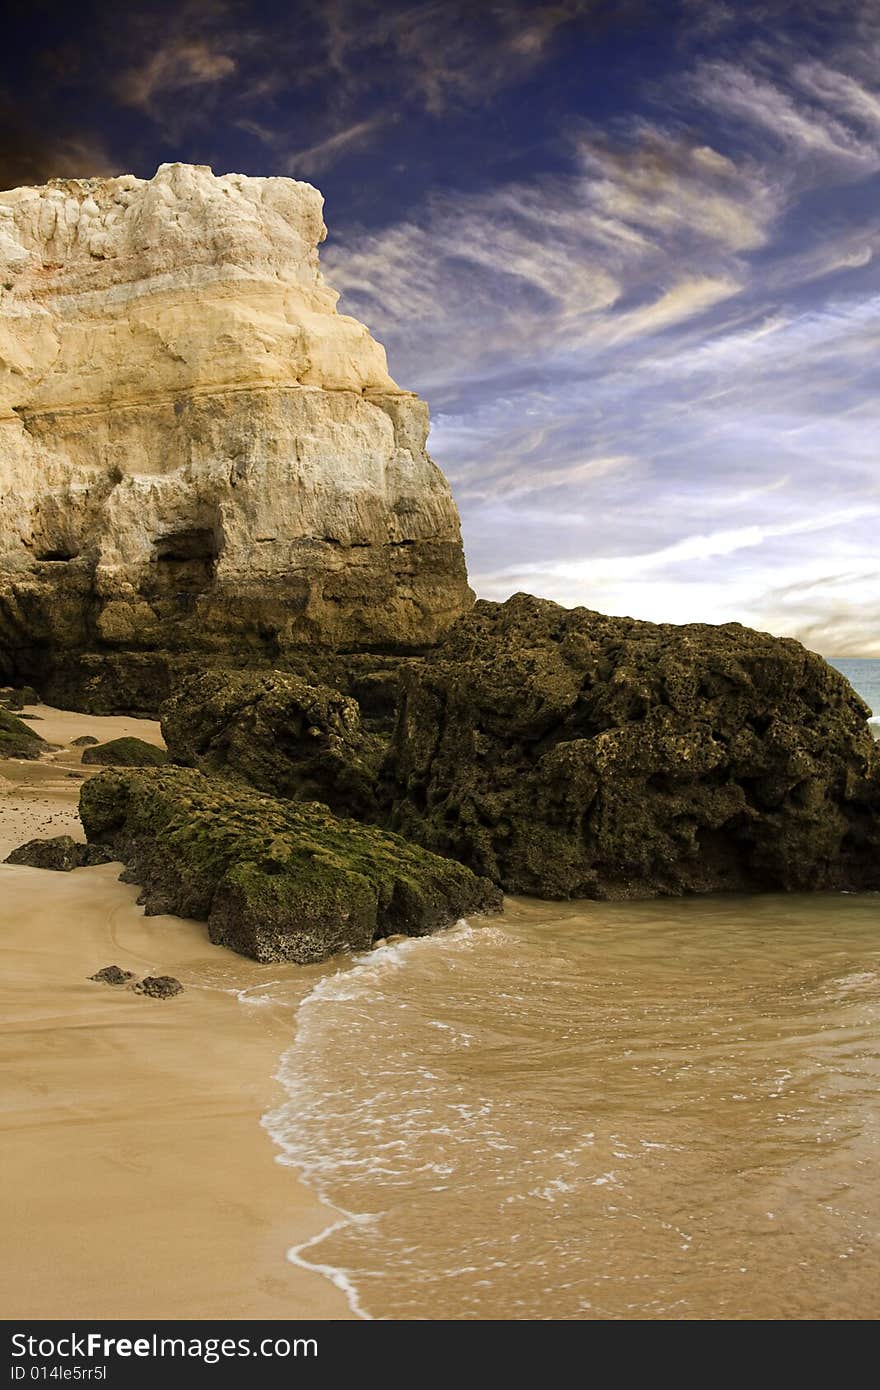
[261,651,880,1321]
[827,657,880,736]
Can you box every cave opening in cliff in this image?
[34,546,79,562]
[147,528,219,594]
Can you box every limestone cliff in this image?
[0,163,471,705]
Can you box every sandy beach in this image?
[0,707,352,1320]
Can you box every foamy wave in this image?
[232,983,285,1007]
[286,1210,378,1321]
[261,915,511,1320]
[293,919,512,1009]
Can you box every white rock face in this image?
[0,163,470,700]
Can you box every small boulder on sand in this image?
[81,737,167,767]
[4,836,113,870]
[90,965,135,985]
[71,735,100,747]
[132,975,184,999]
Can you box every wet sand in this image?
[0,707,352,1320]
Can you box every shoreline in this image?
[5,699,878,1321]
[0,706,354,1321]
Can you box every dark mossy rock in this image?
[79,766,501,964]
[90,965,134,985]
[84,843,114,866]
[81,737,168,767]
[71,735,100,747]
[5,835,113,870]
[279,652,424,735]
[0,709,48,760]
[161,670,385,820]
[39,651,180,717]
[33,646,420,725]
[388,594,880,899]
[132,975,183,998]
[0,685,39,711]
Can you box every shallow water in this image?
[264,893,880,1320]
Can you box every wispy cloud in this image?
[793,61,880,129]
[574,131,776,252]
[324,122,777,393]
[316,25,880,652]
[692,61,878,169]
[284,116,391,177]
[317,0,598,115]
[474,506,879,588]
[591,275,742,346]
[115,39,237,112]
[106,0,608,150]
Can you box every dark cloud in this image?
[0,97,116,190]
[2,1,657,190]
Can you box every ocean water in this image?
[827,657,880,735]
[261,656,880,1321]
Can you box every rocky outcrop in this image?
[152,598,880,901]
[388,594,880,898]
[79,766,501,963]
[0,163,472,708]
[161,669,383,819]
[5,834,112,869]
[80,736,167,766]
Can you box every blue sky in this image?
[3,1,879,653]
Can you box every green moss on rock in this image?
[81,737,168,767]
[0,708,47,760]
[79,766,501,963]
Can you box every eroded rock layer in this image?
[0,163,471,703]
